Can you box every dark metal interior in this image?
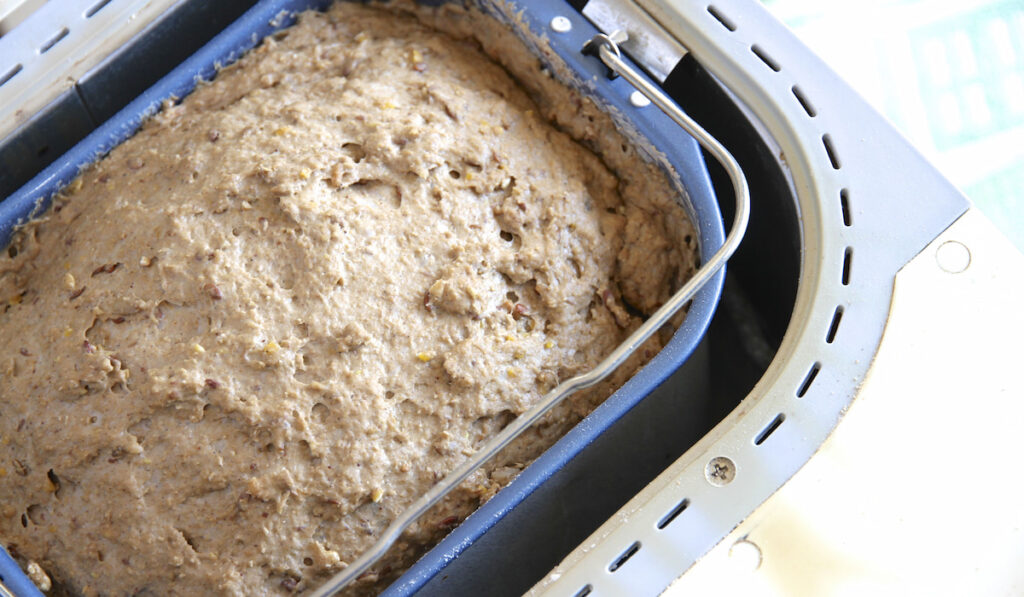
[0,1,802,594]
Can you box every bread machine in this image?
[1,0,1021,595]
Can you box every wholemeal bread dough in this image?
[0,2,697,595]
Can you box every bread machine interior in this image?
[0,0,762,595]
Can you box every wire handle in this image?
[310,33,750,597]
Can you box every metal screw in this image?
[550,16,572,33]
[705,456,736,486]
[630,91,651,108]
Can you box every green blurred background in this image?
[764,0,1024,250]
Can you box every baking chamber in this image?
[3,0,1010,596]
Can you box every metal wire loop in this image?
[581,31,625,78]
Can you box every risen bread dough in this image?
[0,3,696,595]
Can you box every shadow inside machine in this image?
[408,53,802,596]
[667,53,802,421]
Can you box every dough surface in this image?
[0,3,697,595]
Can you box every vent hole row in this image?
[706,3,850,234]
[1,0,114,89]
[570,494,693,593]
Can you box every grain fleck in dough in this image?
[0,3,696,595]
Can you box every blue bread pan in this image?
[0,0,724,594]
